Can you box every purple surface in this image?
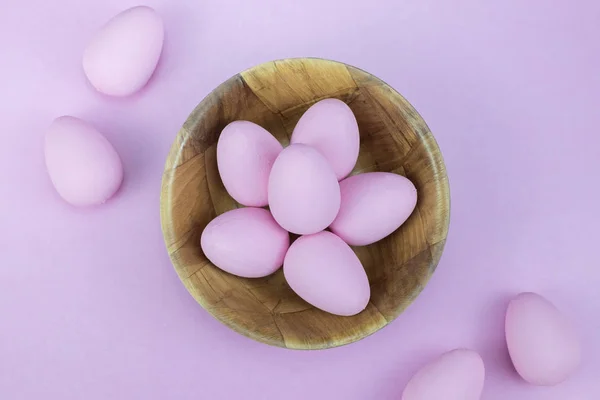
[1,0,599,399]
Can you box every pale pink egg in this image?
[329,172,417,246]
[402,349,485,400]
[83,6,164,96]
[268,144,340,235]
[505,292,581,385]
[291,98,359,180]
[200,208,289,278]
[283,231,369,316]
[217,121,283,207]
[44,116,123,206]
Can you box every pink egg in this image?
[268,144,340,235]
[217,121,283,207]
[291,98,359,180]
[83,6,164,96]
[44,116,123,206]
[505,292,581,385]
[402,349,485,400]
[200,208,289,278]
[283,231,370,316]
[330,172,417,246]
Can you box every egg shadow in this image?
[78,109,161,202]
[473,293,528,390]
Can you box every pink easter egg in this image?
[200,208,290,278]
[505,292,581,385]
[283,231,370,316]
[329,172,417,246]
[217,121,283,207]
[44,116,123,206]
[268,144,341,235]
[83,6,164,96]
[291,98,359,180]
[402,349,485,400]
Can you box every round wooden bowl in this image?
[160,58,450,350]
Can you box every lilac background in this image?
[1,0,599,399]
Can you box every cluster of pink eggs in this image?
[39,5,583,399]
[401,292,581,399]
[201,98,418,316]
[45,6,164,206]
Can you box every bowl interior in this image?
[160,58,450,350]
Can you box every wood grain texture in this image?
[160,58,450,350]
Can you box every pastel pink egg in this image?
[291,98,359,180]
[217,121,283,207]
[44,116,123,206]
[329,172,417,246]
[402,349,485,400]
[505,292,581,385]
[83,6,164,96]
[283,231,370,316]
[268,144,340,235]
[200,208,290,278]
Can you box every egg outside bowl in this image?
[160,58,450,350]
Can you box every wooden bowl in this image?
[160,58,450,350]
